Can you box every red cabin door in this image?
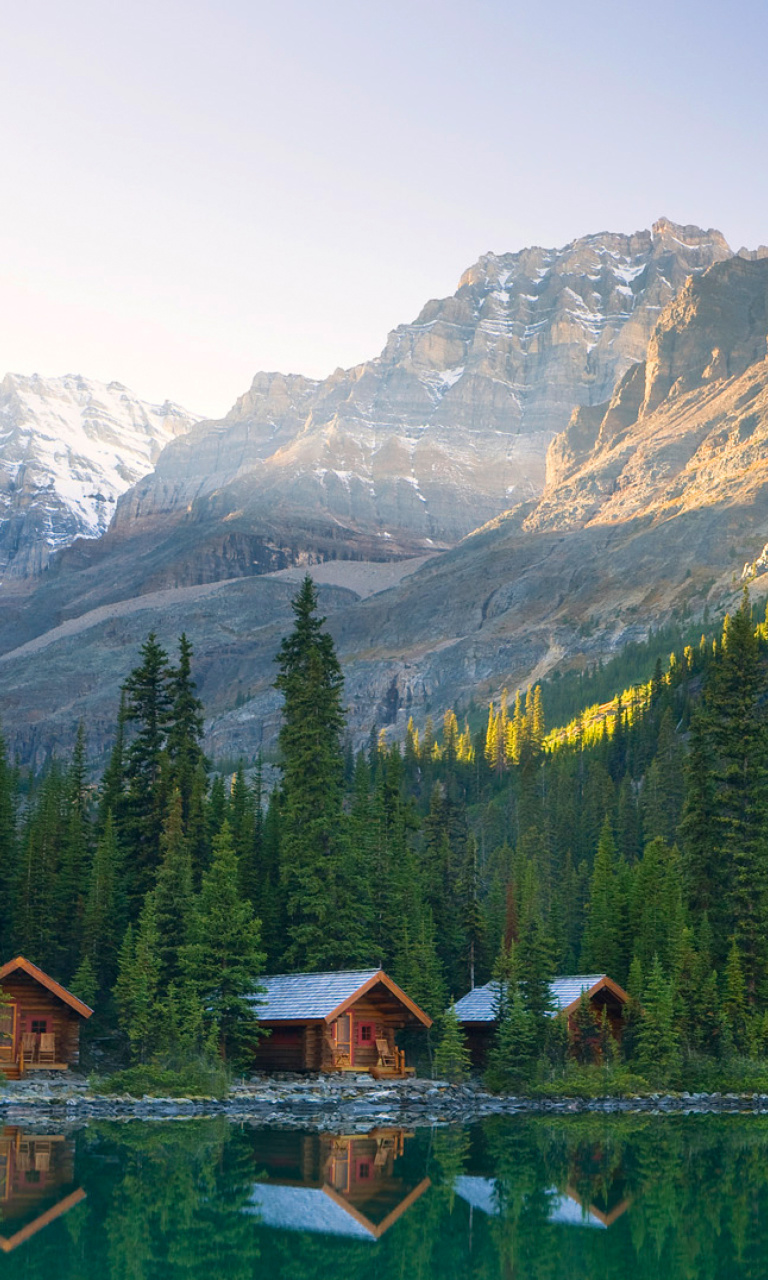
[336,1013,353,1067]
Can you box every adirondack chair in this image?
[375,1038,398,1070]
[21,1032,37,1064]
[37,1033,56,1065]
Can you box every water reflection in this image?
[1,1115,768,1278]
[0,1128,82,1253]
[247,1129,430,1240]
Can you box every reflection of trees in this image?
[8,1117,768,1280]
[86,1121,261,1280]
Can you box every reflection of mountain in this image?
[453,1176,630,1230]
[0,1128,84,1253]
[246,1129,429,1242]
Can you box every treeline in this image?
[1,579,768,1085]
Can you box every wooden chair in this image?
[21,1032,37,1064]
[37,1033,56,1066]
[375,1038,398,1070]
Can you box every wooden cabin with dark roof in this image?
[0,957,93,1080]
[452,974,630,1068]
[250,969,432,1075]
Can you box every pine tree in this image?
[580,817,626,980]
[122,632,173,908]
[434,1000,471,1083]
[153,789,194,988]
[114,897,163,1063]
[274,576,351,969]
[167,633,206,822]
[182,822,265,1066]
[485,990,537,1091]
[569,990,598,1065]
[635,955,681,1085]
[724,938,748,1053]
[82,810,124,993]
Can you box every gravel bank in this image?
[3,1073,768,1128]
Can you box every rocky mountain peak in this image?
[531,256,768,532]
[109,218,735,569]
[0,373,199,577]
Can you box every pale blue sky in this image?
[1,0,766,416]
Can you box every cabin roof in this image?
[246,1185,378,1240]
[453,974,626,1023]
[0,956,93,1019]
[251,968,432,1027]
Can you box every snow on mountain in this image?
[122,218,732,551]
[0,373,200,576]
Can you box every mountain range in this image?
[2,219,768,769]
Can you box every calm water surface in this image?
[1,1114,767,1278]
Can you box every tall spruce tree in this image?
[123,632,173,908]
[182,822,265,1065]
[275,576,360,969]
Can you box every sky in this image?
[1,0,767,418]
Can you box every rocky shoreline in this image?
[3,1073,768,1128]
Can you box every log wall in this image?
[0,973,81,1066]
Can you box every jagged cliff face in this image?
[530,257,768,531]
[3,227,767,771]
[0,374,199,577]
[116,218,731,554]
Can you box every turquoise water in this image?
[1,1114,767,1278]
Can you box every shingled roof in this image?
[250,969,432,1026]
[453,974,625,1023]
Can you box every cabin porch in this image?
[0,958,93,1080]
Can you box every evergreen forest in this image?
[2,576,768,1091]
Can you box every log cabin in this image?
[0,957,93,1080]
[0,1128,85,1253]
[452,973,630,1068]
[249,969,432,1075]
[245,1128,430,1241]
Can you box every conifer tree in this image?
[114,897,163,1063]
[274,576,352,969]
[636,955,681,1085]
[182,822,265,1065]
[434,1000,471,1082]
[724,938,748,1053]
[82,810,123,993]
[167,633,205,822]
[123,632,173,907]
[485,989,537,1091]
[580,817,626,980]
[569,990,598,1065]
[154,789,194,988]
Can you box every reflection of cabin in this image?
[250,969,432,1075]
[452,974,630,1068]
[0,1128,85,1252]
[453,1177,630,1229]
[0,957,94,1079]
[245,1129,430,1241]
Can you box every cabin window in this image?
[356,1022,375,1045]
[357,1161,371,1180]
[30,1020,47,1035]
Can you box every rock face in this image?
[4,228,768,771]
[115,218,731,557]
[529,257,768,531]
[0,374,199,576]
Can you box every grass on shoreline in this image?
[89,1060,231,1099]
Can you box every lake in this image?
[1,1114,767,1278]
